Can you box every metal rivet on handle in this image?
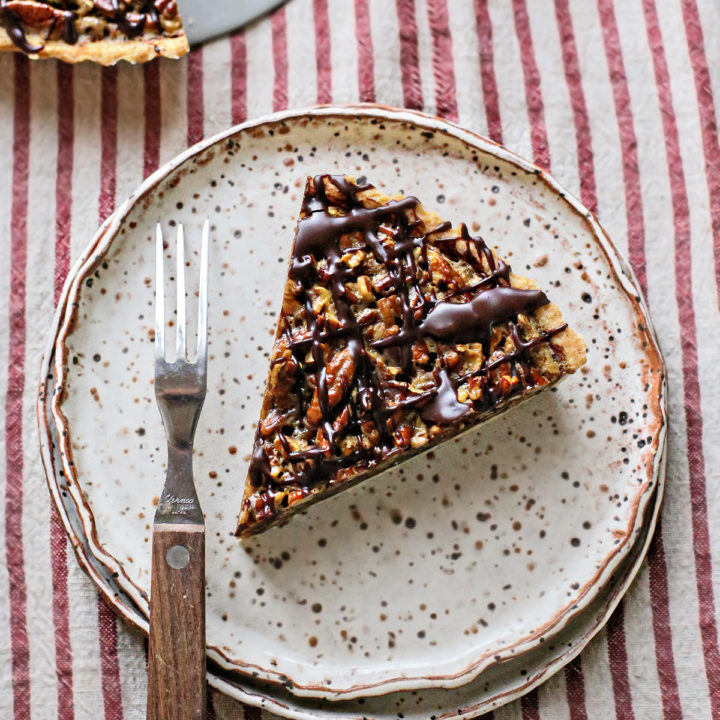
[166,544,190,569]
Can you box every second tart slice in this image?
[237,175,586,536]
[0,1,188,63]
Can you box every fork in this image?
[148,221,209,720]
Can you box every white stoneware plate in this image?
[44,106,665,700]
[39,331,664,718]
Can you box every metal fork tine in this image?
[176,223,186,360]
[197,219,209,367]
[155,223,165,361]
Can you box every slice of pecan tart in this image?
[236,175,587,537]
[0,0,188,63]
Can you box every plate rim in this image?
[42,103,668,699]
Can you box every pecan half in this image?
[393,424,412,448]
[4,1,57,25]
[155,0,179,17]
[428,248,461,289]
[260,409,289,437]
[307,349,356,426]
[378,296,399,326]
[357,275,374,303]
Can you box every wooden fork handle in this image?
[147,523,206,720]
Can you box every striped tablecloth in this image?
[1,0,719,717]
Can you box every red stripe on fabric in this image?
[271,8,289,113]
[395,0,423,110]
[187,48,204,146]
[426,0,458,122]
[314,0,332,104]
[52,60,76,720]
[643,1,720,716]
[511,0,550,169]
[473,0,502,144]
[143,62,161,179]
[564,660,589,720]
[354,0,375,102]
[520,689,540,720]
[97,65,124,720]
[606,602,636,720]
[230,30,248,125]
[598,6,680,716]
[597,0,648,295]
[97,600,124,720]
[6,52,31,720]
[54,63,74,303]
[554,0,597,214]
[99,67,117,224]
[647,523,685,718]
[681,0,720,301]
[50,514,75,720]
[206,690,217,720]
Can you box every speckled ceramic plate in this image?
[39,336,664,718]
[44,106,666,700]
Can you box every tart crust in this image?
[0,28,188,62]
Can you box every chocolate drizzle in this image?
[61,11,78,44]
[111,0,157,38]
[0,0,44,53]
[293,197,419,269]
[246,175,568,516]
[420,368,471,424]
[421,286,549,345]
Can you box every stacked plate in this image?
[38,106,666,719]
